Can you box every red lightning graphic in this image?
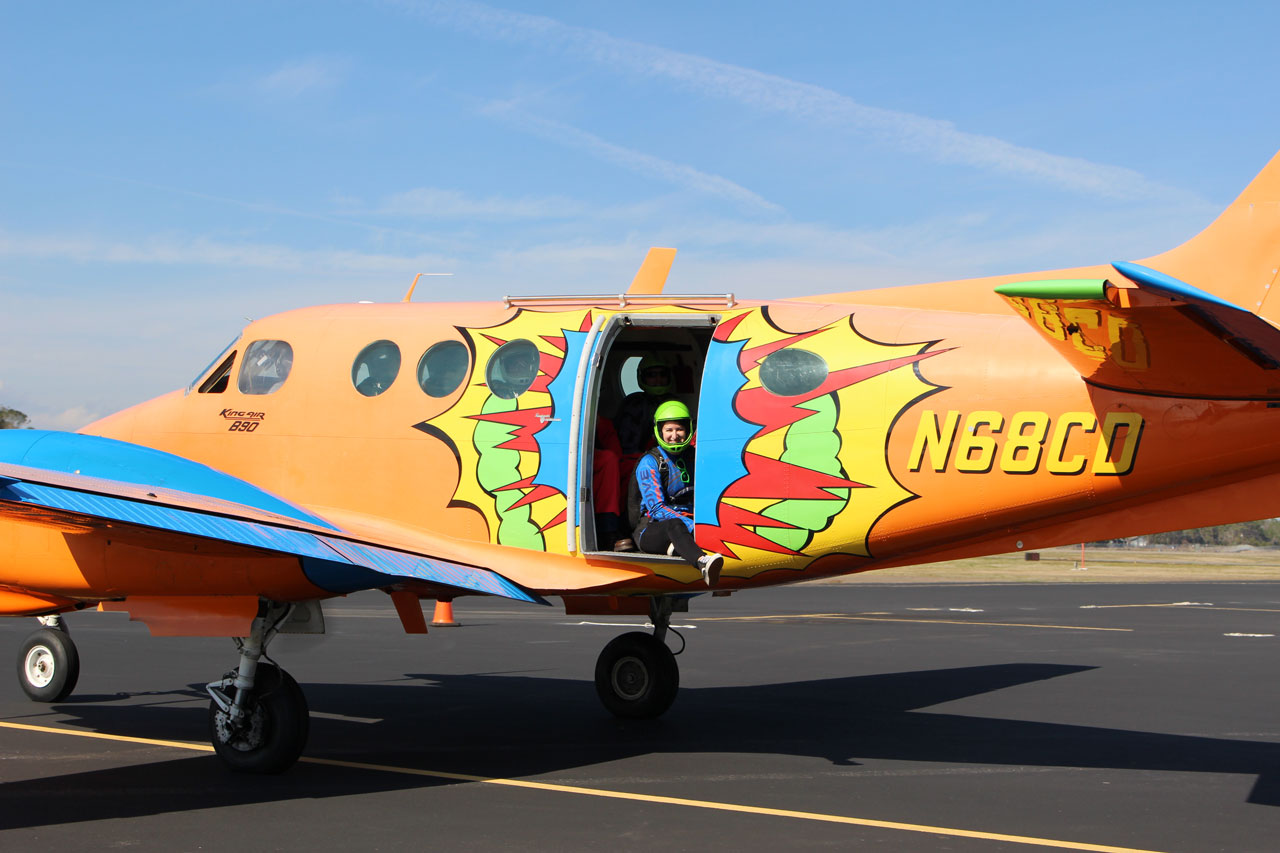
[736,351,944,439]
[696,505,801,559]
[698,316,950,558]
[724,453,864,499]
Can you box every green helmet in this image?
[653,399,692,454]
[636,354,673,396]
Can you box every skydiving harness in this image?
[626,447,692,534]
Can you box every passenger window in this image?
[759,348,828,397]
[352,340,401,397]
[485,339,540,399]
[187,336,240,395]
[619,356,642,396]
[418,341,470,398]
[237,340,294,396]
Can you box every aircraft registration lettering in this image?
[908,410,1143,476]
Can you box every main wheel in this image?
[209,663,309,774]
[594,632,679,719]
[17,628,80,702]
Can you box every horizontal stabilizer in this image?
[0,431,546,604]
[995,263,1280,399]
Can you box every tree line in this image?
[0,406,29,429]
[1097,520,1280,548]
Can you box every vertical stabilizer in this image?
[1141,150,1280,323]
[627,247,677,295]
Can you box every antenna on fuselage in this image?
[403,272,454,302]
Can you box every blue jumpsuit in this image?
[633,446,703,566]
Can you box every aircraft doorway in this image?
[576,315,718,555]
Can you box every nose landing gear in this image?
[206,602,310,774]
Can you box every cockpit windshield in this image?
[186,335,241,395]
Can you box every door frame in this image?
[568,312,721,554]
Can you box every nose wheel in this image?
[208,662,309,774]
[205,602,310,773]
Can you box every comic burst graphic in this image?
[415,310,595,552]
[694,309,945,573]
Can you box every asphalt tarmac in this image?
[3,582,1280,852]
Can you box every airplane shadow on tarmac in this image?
[4,661,1280,830]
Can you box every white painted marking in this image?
[948,608,984,613]
[309,711,382,724]
[1223,633,1275,638]
[1080,602,1213,609]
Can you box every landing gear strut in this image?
[17,615,79,703]
[206,603,309,773]
[594,597,680,719]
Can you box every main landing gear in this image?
[594,597,682,719]
[206,602,310,774]
[16,615,80,703]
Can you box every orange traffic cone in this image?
[431,598,459,627]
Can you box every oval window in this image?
[759,348,828,397]
[237,340,294,395]
[418,340,470,398]
[485,339,540,400]
[352,340,402,397]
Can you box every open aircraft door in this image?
[569,307,729,555]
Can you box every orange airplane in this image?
[5,151,1280,773]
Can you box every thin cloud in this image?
[392,0,1197,203]
[479,102,783,212]
[374,187,589,219]
[255,58,346,98]
[0,230,452,274]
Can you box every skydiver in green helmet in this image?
[628,399,724,587]
[615,353,678,455]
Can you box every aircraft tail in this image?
[1140,150,1280,326]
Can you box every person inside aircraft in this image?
[630,400,723,587]
[614,353,678,455]
[592,417,635,551]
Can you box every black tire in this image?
[594,631,679,719]
[17,628,80,702]
[209,663,309,774]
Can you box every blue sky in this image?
[4,1,1280,428]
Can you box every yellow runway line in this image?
[0,719,214,752]
[0,719,1166,852]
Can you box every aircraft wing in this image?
[996,261,1280,399]
[0,430,546,605]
